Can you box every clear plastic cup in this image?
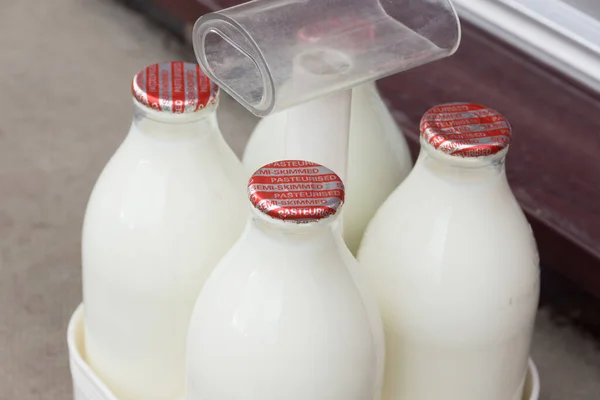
[193,0,461,116]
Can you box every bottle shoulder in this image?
[83,128,247,238]
[199,223,362,296]
[92,122,244,189]
[361,168,537,269]
[189,223,380,340]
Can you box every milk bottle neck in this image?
[417,138,508,184]
[131,99,219,139]
[248,206,340,244]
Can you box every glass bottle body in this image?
[82,101,247,399]
[186,210,385,400]
[359,143,540,400]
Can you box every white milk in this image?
[243,82,412,254]
[358,103,540,400]
[82,62,247,399]
[186,160,385,400]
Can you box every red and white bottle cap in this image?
[248,160,345,224]
[131,61,219,113]
[420,103,512,158]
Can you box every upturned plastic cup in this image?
[192,0,461,116]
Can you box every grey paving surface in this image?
[0,0,598,399]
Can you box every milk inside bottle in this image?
[82,62,247,399]
[242,16,412,255]
[358,103,540,400]
[186,160,385,400]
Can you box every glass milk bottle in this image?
[186,160,385,400]
[242,17,413,255]
[358,103,540,400]
[82,61,247,399]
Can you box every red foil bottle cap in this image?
[131,61,219,113]
[420,103,512,157]
[248,161,345,224]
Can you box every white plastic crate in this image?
[68,305,117,400]
[67,304,541,400]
